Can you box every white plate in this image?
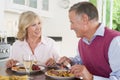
[11,66,44,74]
[45,70,75,80]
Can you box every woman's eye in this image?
[32,24,36,27]
[31,22,41,27]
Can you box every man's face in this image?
[69,11,88,38]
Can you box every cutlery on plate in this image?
[36,64,46,67]
[15,62,23,66]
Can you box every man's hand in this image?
[70,64,93,80]
[58,56,71,64]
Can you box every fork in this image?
[66,62,83,80]
[66,62,71,69]
[16,62,23,66]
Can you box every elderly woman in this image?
[6,11,60,68]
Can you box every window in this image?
[42,0,49,11]
[90,0,120,31]
[13,0,37,8]
[5,0,51,17]
[13,0,25,5]
[29,0,37,8]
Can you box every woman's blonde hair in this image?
[17,11,40,41]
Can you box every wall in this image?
[41,0,82,57]
[4,12,19,37]
[2,0,89,57]
[0,1,5,30]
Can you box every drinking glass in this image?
[22,54,33,73]
[22,54,34,79]
[32,55,38,65]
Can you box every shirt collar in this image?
[40,36,47,45]
[94,23,105,37]
[83,23,105,44]
[23,36,47,45]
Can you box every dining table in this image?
[0,59,82,80]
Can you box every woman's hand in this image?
[6,59,18,68]
[70,64,93,80]
[45,58,56,66]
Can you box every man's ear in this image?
[81,14,89,24]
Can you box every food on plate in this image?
[46,69,74,77]
[12,64,40,72]
[32,64,41,70]
[12,66,26,72]
[0,75,28,80]
[11,66,19,71]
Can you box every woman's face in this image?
[27,18,42,38]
